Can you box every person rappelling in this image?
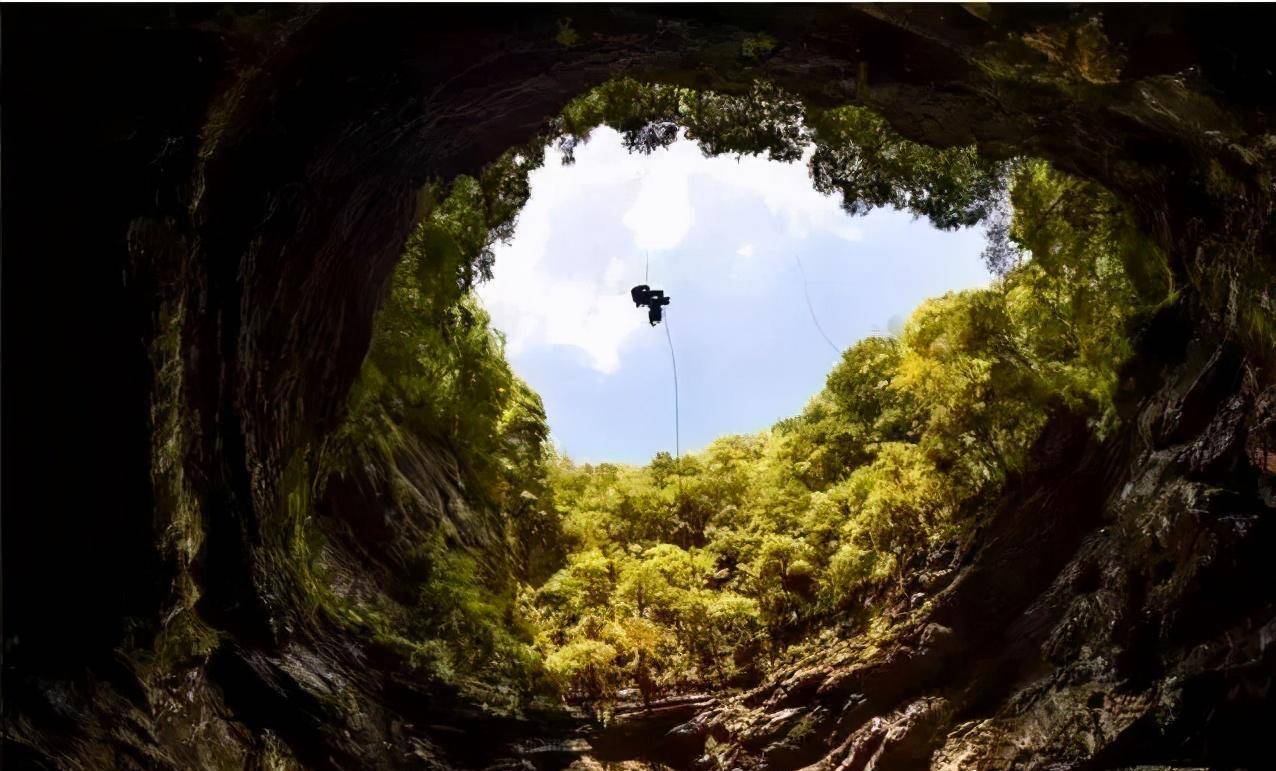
[630,284,672,326]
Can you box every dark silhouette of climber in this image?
[631,284,671,326]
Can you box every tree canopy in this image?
[527,158,1168,705]
[309,79,1170,712]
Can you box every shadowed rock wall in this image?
[2,5,1273,768]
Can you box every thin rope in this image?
[647,251,682,499]
[663,307,680,460]
[793,253,841,355]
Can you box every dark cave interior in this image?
[3,5,1275,769]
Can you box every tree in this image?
[544,639,621,701]
[807,105,1009,229]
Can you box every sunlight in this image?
[479,127,993,463]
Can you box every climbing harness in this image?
[630,284,671,326]
[631,253,671,327]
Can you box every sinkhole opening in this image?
[478,126,993,465]
[312,79,1172,713]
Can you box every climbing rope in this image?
[664,307,681,461]
[634,251,844,472]
[664,306,685,509]
[640,249,679,462]
[793,253,842,356]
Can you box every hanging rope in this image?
[641,249,679,464]
[664,307,681,460]
[793,253,842,356]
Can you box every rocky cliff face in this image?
[3,5,1273,769]
[666,329,1276,769]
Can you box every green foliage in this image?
[313,144,563,703]
[558,80,1009,231]
[533,161,1167,698]
[555,18,579,48]
[326,142,554,513]
[807,105,1010,229]
[741,34,778,61]
[531,530,762,703]
[558,79,807,163]
[308,76,1168,711]
[544,638,619,700]
[405,535,545,689]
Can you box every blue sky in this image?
[478,128,991,464]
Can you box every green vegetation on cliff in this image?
[313,81,1171,711]
[307,147,563,708]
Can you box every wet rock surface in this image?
[3,5,1274,769]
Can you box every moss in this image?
[740,34,776,62]
[152,609,222,669]
[135,227,216,674]
[1020,16,1125,84]
[786,711,818,743]
[555,18,579,48]
[280,411,553,712]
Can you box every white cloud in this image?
[601,256,630,289]
[624,163,693,250]
[478,135,649,374]
[478,127,877,374]
[688,144,868,243]
[479,254,643,375]
[831,223,864,242]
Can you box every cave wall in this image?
[2,4,1273,769]
[675,328,1276,769]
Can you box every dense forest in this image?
[314,80,1172,715]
